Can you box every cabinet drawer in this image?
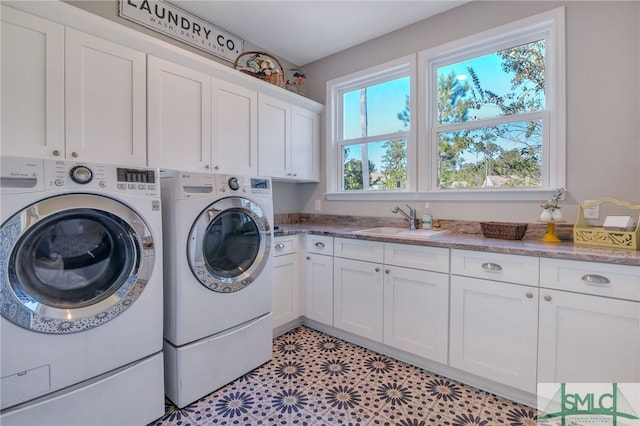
[305,234,334,255]
[451,249,539,286]
[384,243,449,273]
[334,237,384,263]
[540,258,640,301]
[273,235,298,257]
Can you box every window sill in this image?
[325,189,561,202]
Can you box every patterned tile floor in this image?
[151,326,541,426]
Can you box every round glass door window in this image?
[0,194,155,333]
[187,197,271,293]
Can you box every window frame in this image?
[326,55,417,200]
[417,7,566,200]
[326,8,565,202]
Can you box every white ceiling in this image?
[168,1,469,65]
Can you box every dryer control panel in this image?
[216,174,272,198]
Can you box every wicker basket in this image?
[480,222,528,240]
[234,51,285,87]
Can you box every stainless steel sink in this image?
[353,227,450,239]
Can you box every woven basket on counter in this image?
[234,51,285,87]
[480,222,528,240]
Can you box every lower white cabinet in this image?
[334,256,384,342]
[538,289,639,383]
[304,235,334,326]
[272,236,300,329]
[383,243,449,363]
[449,275,538,393]
[383,267,449,363]
[538,258,640,383]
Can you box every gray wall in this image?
[300,1,640,223]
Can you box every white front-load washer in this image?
[161,170,273,408]
[0,156,165,425]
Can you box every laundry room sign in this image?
[119,0,243,63]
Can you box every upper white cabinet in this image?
[65,28,147,166]
[147,57,211,172]
[147,57,258,175]
[449,250,539,393]
[211,79,258,176]
[538,258,640,383]
[291,106,320,181]
[258,94,320,182]
[1,8,146,165]
[1,6,64,159]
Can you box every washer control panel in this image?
[45,159,159,197]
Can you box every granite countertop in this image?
[274,224,640,266]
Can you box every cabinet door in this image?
[1,6,64,158]
[290,106,319,181]
[334,257,383,342]
[384,267,448,363]
[304,253,333,326]
[449,275,538,393]
[65,29,146,166]
[147,57,211,171]
[211,79,257,175]
[538,289,640,383]
[258,94,291,179]
[272,253,300,329]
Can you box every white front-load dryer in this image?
[161,170,273,408]
[0,157,165,425]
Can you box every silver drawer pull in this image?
[581,274,611,285]
[481,262,502,271]
[314,241,325,248]
[274,243,285,250]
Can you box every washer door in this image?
[187,197,271,293]
[0,194,155,334]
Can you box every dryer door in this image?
[188,197,271,293]
[0,194,155,333]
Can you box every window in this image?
[326,56,416,196]
[419,8,565,198]
[326,8,564,201]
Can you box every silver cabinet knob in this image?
[526,292,534,299]
[274,243,285,250]
[375,267,380,272]
[71,151,78,158]
[385,269,390,274]
[52,150,60,156]
[306,256,310,260]
[544,295,552,302]
[315,242,325,248]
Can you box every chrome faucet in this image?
[392,204,417,230]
